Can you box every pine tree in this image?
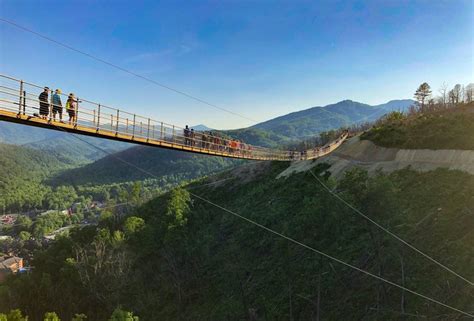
[414,82,432,110]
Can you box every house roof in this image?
[0,256,22,270]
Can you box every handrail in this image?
[0,73,348,161]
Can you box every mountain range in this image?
[250,99,413,140]
[222,99,414,147]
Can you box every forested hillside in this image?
[0,143,70,212]
[0,141,238,213]
[2,162,472,320]
[26,135,131,165]
[53,145,239,185]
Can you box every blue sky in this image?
[0,0,472,129]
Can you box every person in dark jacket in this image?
[184,125,190,145]
[38,87,50,119]
[52,89,63,122]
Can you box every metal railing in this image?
[0,73,348,161]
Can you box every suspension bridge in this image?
[0,73,348,161]
[0,16,473,318]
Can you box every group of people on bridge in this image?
[38,87,78,125]
[183,125,253,156]
[28,85,347,161]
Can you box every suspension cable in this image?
[0,17,258,124]
[308,169,474,286]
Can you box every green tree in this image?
[414,82,432,110]
[165,188,191,229]
[108,308,138,321]
[123,217,145,236]
[43,312,60,321]
[130,182,142,206]
[0,313,7,321]
[7,309,28,321]
[18,231,31,241]
[14,215,33,234]
[71,314,87,321]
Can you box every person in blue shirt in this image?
[52,89,63,122]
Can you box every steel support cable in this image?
[189,194,474,318]
[0,18,396,130]
[308,169,474,287]
[45,124,474,318]
[0,17,258,124]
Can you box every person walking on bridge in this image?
[52,89,63,122]
[38,87,50,119]
[184,125,190,145]
[66,93,77,125]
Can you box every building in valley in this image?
[0,256,23,282]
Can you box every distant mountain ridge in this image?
[252,99,414,139]
[222,99,414,147]
[191,124,213,131]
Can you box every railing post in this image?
[22,90,26,115]
[132,114,136,138]
[93,109,96,126]
[110,114,113,130]
[49,91,53,121]
[172,125,175,143]
[96,104,101,131]
[147,118,150,141]
[160,122,163,141]
[126,118,129,133]
[116,110,120,134]
[152,124,155,139]
[75,97,79,126]
[18,80,24,114]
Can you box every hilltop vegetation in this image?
[362,103,474,150]
[1,163,473,320]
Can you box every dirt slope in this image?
[278,136,474,178]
